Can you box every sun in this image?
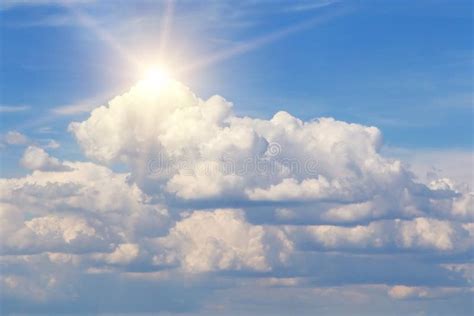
[143,65,171,86]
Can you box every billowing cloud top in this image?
[1,78,473,314]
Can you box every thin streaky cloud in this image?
[178,6,351,75]
[0,105,30,112]
[12,86,126,133]
[0,0,93,10]
[36,126,55,134]
[51,89,119,115]
[52,102,98,115]
[2,13,78,28]
[286,0,339,12]
[7,93,113,134]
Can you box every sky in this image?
[0,0,473,315]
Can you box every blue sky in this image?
[0,1,473,315]
[1,1,472,152]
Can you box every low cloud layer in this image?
[1,78,472,314]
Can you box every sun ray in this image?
[158,0,175,58]
[178,7,349,75]
[60,1,347,84]
[62,3,142,70]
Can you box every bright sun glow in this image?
[143,65,171,86]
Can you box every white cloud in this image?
[69,79,471,227]
[0,160,170,255]
[36,126,54,134]
[286,0,338,12]
[1,0,93,10]
[20,146,70,171]
[21,214,105,253]
[441,263,474,284]
[287,217,472,252]
[384,147,474,188]
[26,215,96,243]
[67,79,392,205]
[246,176,360,201]
[94,243,140,265]
[388,285,463,300]
[155,209,293,273]
[3,131,28,145]
[1,78,472,312]
[52,101,103,115]
[44,139,60,149]
[0,105,30,112]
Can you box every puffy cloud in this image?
[26,215,96,243]
[247,176,365,202]
[44,139,60,149]
[2,130,28,145]
[427,178,474,221]
[165,165,245,199]
[1,78,472,313]
[22,215,107,253]
[387,285,464,300]
[441,263,474,284]
[385,147,474,188]
[64,78,473,273]
[94,243,140,265]
[388,285,428,300]
[155,209,293,272]
[0,252,82,304]
[20,146,71,171]
[1,272,61,302]
[0,160,170,255]
[68,79,469,229]
[69,80,223,163]
[287,217,472,252]
[70,81,389,203]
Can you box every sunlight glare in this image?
[144,65,171,86]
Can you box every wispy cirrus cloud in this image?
[0,105,30,113]
[52,101,101,115]
[51,89,119,115]
[286,0,339,12]
[1,0,94,10]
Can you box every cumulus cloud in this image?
[154,209,293,272]
[1,78,472,313]
[0,160,170,255]
[44,139,60,149]
[286,217,473,252]
[2,130,28,145]
[66,77,474,259]
[387,285,464,300]
[20,146,71,171]
[69,78,471,223]
[385,147,474,188]
[94,243,140,265]
[22,215,106,253]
